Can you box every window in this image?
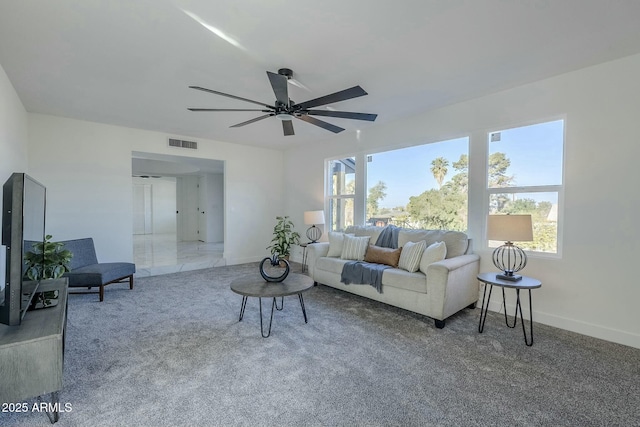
[325,138,469,232]
[366,138,469,230]
[327,158,355,231]
[487,119,564,254]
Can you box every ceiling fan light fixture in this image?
[275,112,293,121]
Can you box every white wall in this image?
[0,63,29,185]
[0,63,29,292]
[27,114,284,264]
[284,53,640,349]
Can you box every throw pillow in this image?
[363,244,402,268]
[398,240,427,273]
[419,241,447,274]
[341,235,371,261]
[327,232,347,257]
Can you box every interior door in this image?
[176,176,200,241]
[132,183,152,235]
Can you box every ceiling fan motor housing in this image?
[278,68,293,79]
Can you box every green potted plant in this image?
[266,216,300,260]
[24,234,73,280]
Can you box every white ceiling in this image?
[2,0,640,150]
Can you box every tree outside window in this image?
[366,137,469,231]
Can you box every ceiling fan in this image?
[188,68,377,136]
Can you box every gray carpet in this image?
[2,263,639,427]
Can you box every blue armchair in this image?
[60,238,136,301]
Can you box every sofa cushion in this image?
[316,256,351,275]
[419,241,447,274]
[382,268,427,293]
[398,229,468,258]
[327,231,349,257]
[398,240,426,272]
[344,225,383,243]
[61,237,99,269]
[341,235,370,261]
[65,262,135,287]
[363,244,402,267]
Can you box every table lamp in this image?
[487,214,533,281]
[304,210,325,243]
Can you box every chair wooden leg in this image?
[99,285,104,302]
[129,275,134,290]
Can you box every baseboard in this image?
[484,300,640,349]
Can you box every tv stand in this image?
[0,278,68,423]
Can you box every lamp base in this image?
[496,273,523,282]
[492,243,527,282]
[306,225,322,243]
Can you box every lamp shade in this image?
[304,210,325,225]
[487,214,533,242]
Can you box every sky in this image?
[366,120,564,208]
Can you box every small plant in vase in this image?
[24,234,73,280]
[266,216,300,262]
[24,235,73,309]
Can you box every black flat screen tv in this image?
[1,173,46,326]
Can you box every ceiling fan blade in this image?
[267,71,289,106]
[189,86,274,109]
[297,115,345,133]
[230,114,273,128]
[282,120,295,136]
[294,86,368,110]
[305,110,377,121]
[188,108,270,112]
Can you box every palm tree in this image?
[430,157,449,189]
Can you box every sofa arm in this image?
[425,254,480,320]
[306,242,330,278]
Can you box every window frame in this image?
[484,117,565,258]
[325,157,357,232]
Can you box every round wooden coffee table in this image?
[230,273,314,338]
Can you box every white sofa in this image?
[306,226,480,328]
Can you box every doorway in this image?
[131,152,225,275]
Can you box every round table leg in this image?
[238,296,248,321]
[503,287,518,328]
[516,289,535,346]
[298,293,308,323]
[478,283,493,333]
[259,297,277,338]
[275,296,284,311]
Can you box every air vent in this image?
[168,138,198,149]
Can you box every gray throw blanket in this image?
[375,224,400,248]
[341,261,389,293]
[340,225,400,293]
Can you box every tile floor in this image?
[133,233,225,277]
